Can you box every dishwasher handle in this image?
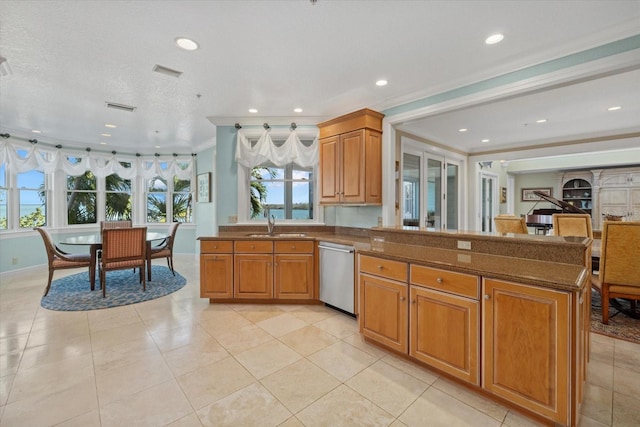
[318,245,355,253]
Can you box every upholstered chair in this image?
[148,222,180,280]
[591,221,640,324]
[100,227,147,298]
[494,216,529,234]
[552,214,593,238]
[34,227,92,296]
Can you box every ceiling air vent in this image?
[152,64,183,78]
[105,102,136,112]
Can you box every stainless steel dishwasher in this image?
[318,241,355,315]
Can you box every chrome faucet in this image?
[265,207,275,235]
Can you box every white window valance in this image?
[235,129,319,169]
[0,140,193,180]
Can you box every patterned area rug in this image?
[591,290,640,344]
[41,266,186,311]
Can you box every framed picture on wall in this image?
[500,187,507,203]
[521,187,552,202]
[197,172,211,203]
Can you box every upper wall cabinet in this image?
[317,109,384,205]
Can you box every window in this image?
[67,167,97,225]
[0,163,7,230]
[146,176,167,223]
[172,176,192,222]
[105,169,132,221]
[145,161,193,223]
[18,169,46,228]
[250,164,313,220]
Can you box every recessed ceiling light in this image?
[458,128,468,132]
[175,37,199,51]
[536,119,547,123]
[607,106,622,111]
[154,145,161,149]
[248,108,258,113]
[31,129,41,133]
[294,108,303,113]
[376,79,388,86]
[481,139,490,143]
[100,133,111,137]
[105,124,117,128]
[485,33,504,44]
[99,142,107,145]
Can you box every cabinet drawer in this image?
[360,255,407,282]
[410,265,479,300]
[274,240,314,254]
[234,240,273,253]
[201,240,233,254]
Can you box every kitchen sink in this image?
[245,233,307,238]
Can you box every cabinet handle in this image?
[400,296,406,301]
[377,265,384,270]
[292,245,296,250]
[411,299,416,304]
[436,277,443,284]
[251,245,255,249]
[484,294,491,300]
[213,245,217,249]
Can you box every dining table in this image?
[60,231,169,289]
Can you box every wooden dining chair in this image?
[34,227,92,296]
[552,213,593,238]
[591,221,640,324]
[494,216,529,234]
[100,220,132,230]
[100,227,147,298]
[148,222,180,279]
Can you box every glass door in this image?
[425,157,442,228]
[402,152,421,227]
[479,172,498,232]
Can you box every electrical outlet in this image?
[377,216,383,227]
[228,215,238,224]
[457,240,472,250]
[11,257,18,265]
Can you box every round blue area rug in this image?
[41,266,187,311]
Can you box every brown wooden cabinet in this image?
[274,241,314,299]
[234,241,274,299]
[200,238,316,302]
[482,278,570,425]
[200,241,233,299]
[318,109,383,205]
[409,265,480,385]
[359,255,409,353]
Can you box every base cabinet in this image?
[483,278,570,425]
[200,238,315,302]
[360,273,408,353]
[410,286,479,385]
[200,241,233,299]
[234,254,273,299]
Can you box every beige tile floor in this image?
[1,254,638,426]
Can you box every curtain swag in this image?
[235,129,319,169]
[0,140,193,180]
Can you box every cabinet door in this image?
[359,273,408,353]
[234,254,273,299]
[341,130,366,203]
[483,278,569,425]
[600,187,629,217]
[364,129,382,204]
[319,135,340,203]
[410,286,479,385]
[274,254,314,299]
[200,254,233,299]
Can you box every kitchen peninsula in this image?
[198,226,591,427]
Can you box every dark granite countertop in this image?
[198,229,588,292]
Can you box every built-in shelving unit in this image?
[562,178,592,215]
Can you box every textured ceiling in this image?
[0,0,639,155]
